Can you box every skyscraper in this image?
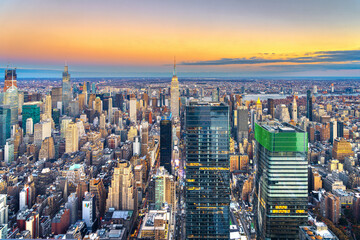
[22,102,41,135]
[65,122,79,153]
[4,68,19,125]
[306,90,313,121]
[62,65,72,115]
[160,115,172,174]
[106,160,135,210]
[170,59,180,119]
[185,102,230,240]
[254,122,308,239]
[291,94,297,122]
[267,98,275,119]
[237,106,248,142]
[0,105,11,146]
[129,95,137,123]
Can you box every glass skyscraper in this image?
[22,102,41,135]
[160,115,172,174]
[185,102,230,240]
[0,105,11,146]
[62,65,72,115]
[306,90,313,121]
[254,122,308,239]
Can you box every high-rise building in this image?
[254,122,308,239]
[306,90,313,121]
[267,98,275,118]
[0,194,8,225]
[170,59,180,119]
[332,138,354,161]
[62,65,72,115]
[65,122,79,153]
[160,116,172,174]
[34,121,51,145]
[141,121,149,156]
[106,160,135,210]
[82,192,96,231]
[185,102,230,240]
[0,105,11,146]
[22,102,41,135]
[26,118,34,135]
[4,68,19,125]
[51,87,62,109]
[44,94,52,120]
[108,97,113,123]
[90,178,107,218]
[94,97,102,113]
[320,192,340,224]
[256,97,262,120]
[153,167,176,219]
[237,106,248,142]
[291,94,297,122]
[129,96,137,123]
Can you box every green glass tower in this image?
[254,122,308,239]
[185,102,230,240]
[22,102,41,134]
[0,105,11,146]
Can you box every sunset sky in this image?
[1,0,360,78]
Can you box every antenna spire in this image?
[173,56,176,76]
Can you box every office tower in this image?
[94,97,102,113]
[330,120,337,144]
[82,192,96,231]
[62,65,72,115]
[0,194,8,225]
[65,122,79,153]
[160,116,172,174]
[237,106,248,142]
[44,94,52,119]
[78,93,85,112]
[108,97,113,123]
[0,105,11,146]
[82,81,88,104]
[34,121,51,145]
[250,109,256,131]
[90,178,107,218]
[291,94,297,122]
[106,160,135,210]
[4,140,14,164]
[337,121,344,138]
[141,121,148,156]
[170,59,180,119]
[254,122,308,239]
[18,91,24,114]
[331,83,334,93]
[133,136,141,156]
[22,102,41,134]
[306,90,313,121]
[4,68,19,125]
[256,97,262,120]
[51,87,62,109]
[275,104,290,122]
[332,138,354,161]
[268,98,275,118]
[39,137,55,160]
[129,95,137,123]
[99,113,106,129]
[65,193,78,224]
[185,102,230,240]
[153,167,176,215]
[61,118,72,138]
[91,83,96,94]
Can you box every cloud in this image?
[181,49,360,66]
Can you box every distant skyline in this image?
[1,0,360,77]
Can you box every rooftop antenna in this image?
[173,56,176,76]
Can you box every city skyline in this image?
[1,0,360,77]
